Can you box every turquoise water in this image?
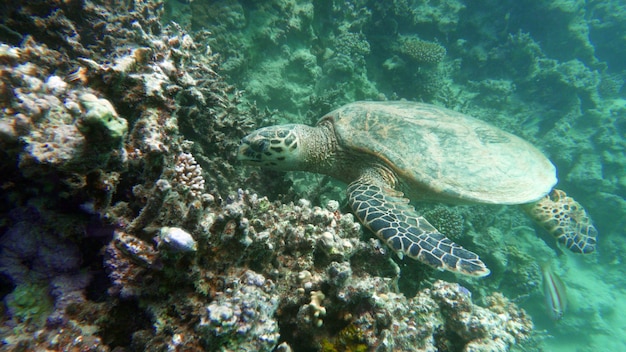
[165,1,626,350]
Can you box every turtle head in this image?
[238,124,309,171]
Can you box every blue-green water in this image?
[165,1,625,350]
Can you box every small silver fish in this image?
[541,262,568,321]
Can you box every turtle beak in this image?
[237,133,267,163]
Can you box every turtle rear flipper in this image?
[347,176,491,277]
[524,189,597,254]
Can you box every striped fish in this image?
[541,262,568,321]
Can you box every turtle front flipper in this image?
[347,178,490,277]
[523,189,597,254]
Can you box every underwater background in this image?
[0,0,624,351]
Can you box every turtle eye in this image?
[250,139,268,153]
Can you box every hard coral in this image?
[198,270,280,352]
[394,36,447,64]
[0,0,260,350]
[173,152,206,200]
[429,280,533,351]
[423,205,465,241]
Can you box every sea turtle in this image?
[237,101,597,276]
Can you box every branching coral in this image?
[173,152,206,199]
[423,205,465,241]
[333,31,371,63]
[394,36,447,64]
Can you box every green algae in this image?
[320,323,368,352]
[6,283,54,327]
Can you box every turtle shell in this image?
[323,101,556,205]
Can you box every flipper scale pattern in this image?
[347,180,490,277]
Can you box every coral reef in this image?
[0,209,83,287]
[0,0,262,349]
[173,152,206,200]
[422,205,465,241]
[393,36,447,64]
[198,270,280,351]
[4,282,54,327]
[1,0,624,351]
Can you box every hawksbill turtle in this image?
[237,101,597,276]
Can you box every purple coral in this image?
[0,207,91,330]
[47,272,92,326]
[0,216,82,285]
